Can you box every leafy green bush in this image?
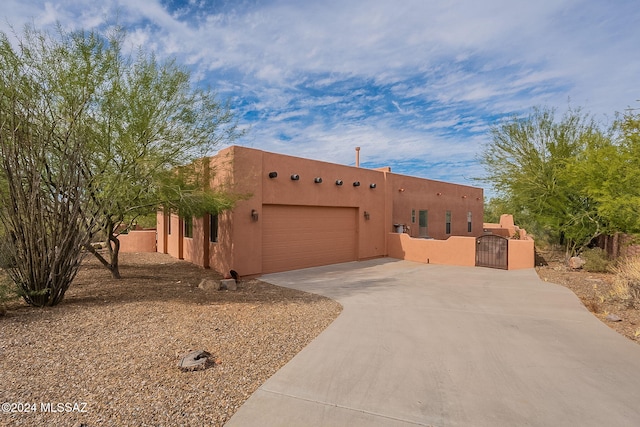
[612,257,640,308]
[581,247,611,272]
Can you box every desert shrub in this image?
[611,257,640,308]
[581,247,611,272]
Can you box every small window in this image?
[467,211,472,233]
[167,213,172,235]
[411,209,416,223]
[418,210,428,237]
[184,216,193,238]
[209,213,218,243]
[445,211,451,235]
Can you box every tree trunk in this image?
[108,233,121,279]
[86,221,122,279]
[86,242,121,279]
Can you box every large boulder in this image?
[568,256,586,270]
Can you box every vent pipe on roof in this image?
[355,146,361,168]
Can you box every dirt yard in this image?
[0,252,342,427]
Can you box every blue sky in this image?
[2,1,639,191]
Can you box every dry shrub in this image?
[581,247,611,272]
[611,257,640,307]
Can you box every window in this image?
[411,209,416,223]
[209,213,218,243]
[445,211,451,235]
[184,216,193,238]
[167,213,171,235]
[467,211,472,233]
[418,210,428,237]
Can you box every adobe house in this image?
[157,145,489,276]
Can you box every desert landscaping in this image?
[1,251,639,426]
[0,253,341,426]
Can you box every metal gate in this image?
[476,235,508,269]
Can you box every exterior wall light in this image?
[268,171,278,178]
[336,179,343,186]
[353,181,361,187]
[291,174,300,180]
[251,209,259,221]
[437,192,442,196]
[462,195,467,199]
[369,183,376,189]
[398,188,405,192]
[314,177,323,183]
[364,211,370,220]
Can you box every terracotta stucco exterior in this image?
[118,230,157,253]
[157,146,492,276]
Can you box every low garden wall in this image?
[118,230,157,253]
[507,239,535,270]
[387,233,476,267]
[387,232,535,270]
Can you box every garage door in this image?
[262,205,358,273]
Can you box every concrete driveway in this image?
[225,259,640,427]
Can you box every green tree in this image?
[479,106,610,254]
[569,107,640,236]
[613,107,640,232]
[78,31,242,278]
[483,197,510,223]
[1,24,241,300]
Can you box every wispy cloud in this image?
[2,0,638,189]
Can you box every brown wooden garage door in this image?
[262,205,358,273]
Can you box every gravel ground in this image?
[0,252,342,427]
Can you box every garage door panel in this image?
[262,205,357,273]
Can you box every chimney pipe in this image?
[355,147,361,168]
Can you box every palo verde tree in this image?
[567,107,640,236]
[0,28,100,306]
[479,106,611,254]
[78,31,242,278]
[1,24,242,295]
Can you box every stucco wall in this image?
[166,214,182,259]
[119,230,157,253]
[159,145,490,275]
[204,146,391,276]
[214,146,263,276]
[260,150,388,262]
[388,232,535,270]
[507,239,535,270]
[181,216,208,268]
[388,174,483,240]
[387,233,476,267]
[156,210,167,254]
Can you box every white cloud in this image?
[1,0,639,188]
